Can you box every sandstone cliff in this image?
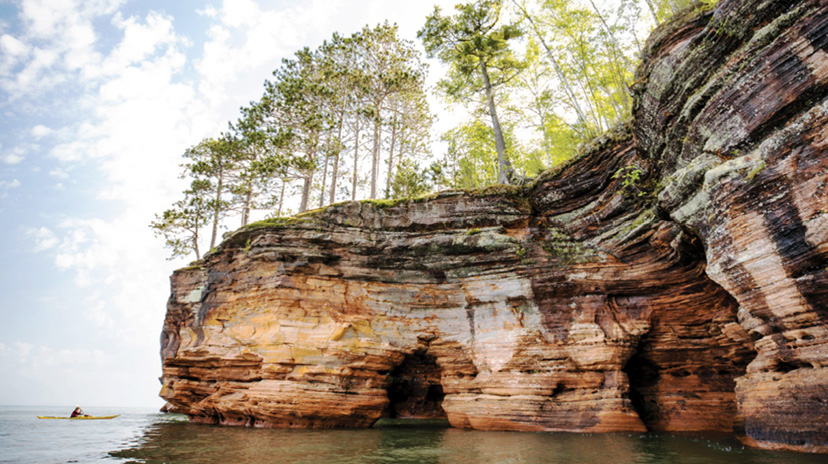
[159,0,828,453]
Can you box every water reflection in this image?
[111,417,827,464]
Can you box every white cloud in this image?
[0,0,124,99]
[221,0,260,28]
[93,11,177,79]
[2,153,24,165]
[20,0,123,42]
[0,34,31,77]
[197,5,218,18]
[0,179,21,189]
[0,34,29,56]
[25,226,60,252]
[195,0,337,107]
[31,124,52,138]
[2,143,38,165]
[0,338,159,407]
[49,168,69,179]
[84,296,117,329]
[0,342,108,385]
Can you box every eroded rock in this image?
[160,0,828,453]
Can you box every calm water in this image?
[1,406,825,464]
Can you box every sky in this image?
[0,0,462,409]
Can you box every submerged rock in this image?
[159,0,828,453]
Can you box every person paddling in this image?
[70,406,87,418]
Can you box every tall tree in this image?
[586,0,634,73]
[150,179,211,260]
[517,0,636,137]
[357,22,426,199]
[511,0,593,138]
[229,98,289,225]
[419,0,524,185]
[181,136,236,250]
[317,33,356,207]
[266,49,329,213]
[515,40,580,167]
[437,120,501,189]
[383,76,433,198]
[389,158,432,198]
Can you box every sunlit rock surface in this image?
[160,0,828,453]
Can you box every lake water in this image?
[1,406,825,464]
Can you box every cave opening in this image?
[384,350,447,420]
[623,345,661,431]
[620,276,757,434]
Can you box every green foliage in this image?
[745,160,766,183]
[612,166,646,197]
[150,180,211,260]
[155,22,433,260]
[419,0,525,184]
[649,0,718,24]
[389,158,432,199]
[434,115,556,190]
[419,1,524,98]
[435,120,500,189]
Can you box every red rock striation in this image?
[160,0,828,453]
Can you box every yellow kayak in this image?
[37,415,120,420]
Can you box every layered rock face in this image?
[160,0,828,453]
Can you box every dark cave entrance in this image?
[385,350,446,419]
[623,345,661,431]
[620,281,756,433]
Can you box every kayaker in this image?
[70,406,86,418]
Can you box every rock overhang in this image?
[159,0,828,453]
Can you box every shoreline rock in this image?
[159,0,828,453]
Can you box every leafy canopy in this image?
[419,0,524,99]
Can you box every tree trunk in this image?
[585,1,632,112]
[587,0,633,72]
[241,185,253,227]
[643,0,660,24]
[568,49,605,133]
[277,180,286,217]
[512,1,592,136]
[480,61,513,185]
[631,27,643,56]
[210,166,223,250]
[192,218,201,260]
[580,78,606,132]
[329,113,344,205]
[299,171,313,213]
[385,114,398,199]
[370,111,381,199]
[318,135,331,209]
[352,121,361,201]
[319,154,328,209]
[532,102,555,165]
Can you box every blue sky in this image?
[0,0,459,409]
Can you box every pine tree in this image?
[419,0,524,185]
[150,180,211,260]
